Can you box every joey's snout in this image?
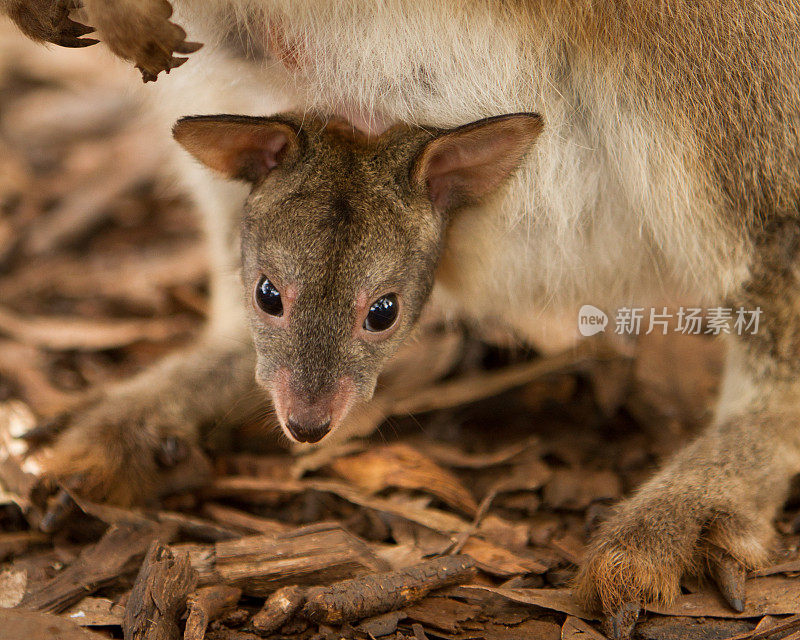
[268,369,356,444]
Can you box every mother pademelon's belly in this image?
[170,0,752,317]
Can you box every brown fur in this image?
[2,0,96,47]
[7,0,800,620]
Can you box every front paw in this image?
[575,493,772,636]
[7,0,98,48]
[86,0,201,82]
[41,392,210,509]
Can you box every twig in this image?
[301,555,476,625]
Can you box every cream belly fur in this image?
[149,0,751,346]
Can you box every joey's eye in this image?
[255,276,283,316]
[364,294,399,332]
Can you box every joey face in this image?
[241,130,443,442]
[174,112,542,443]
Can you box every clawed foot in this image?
[85,0,202,82]
[7,0,98,48]
[26,392,211,528]
[575,494,770,639]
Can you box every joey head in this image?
[173,113,542,443]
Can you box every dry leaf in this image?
[0,531,49,562]
[646,576,800,618]
[209,476,473,535]
[461,586,598,620]
[460,538,548,577]
[0,610,108,640]
[332,443,479,516]
[405,597,482,634]
[0,341,82,414]
[560,616,606,639]
[421,436,540,469]
[476,515,531,549]
[479,618,562,640]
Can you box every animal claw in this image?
[40,488,77,533]
[710,552,746,612]
[175,41,203,54]
[55,35,99,48]
[168,56,189,70]
[65,18,95,37]
[603,602,640,640]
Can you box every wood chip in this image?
[250,585,305,635]
[186,524,389,596]
[62,597,126,627]
[21,522,166,613]
[124,542,198,640]
[184,585,242,640]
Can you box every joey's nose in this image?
[286,417,331,443]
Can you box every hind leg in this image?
[576,223,800,637]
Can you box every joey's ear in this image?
[412,113,542,212]
[172,115,299,182]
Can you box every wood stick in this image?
[249,585,305,635]
[123,542,198,640]
[184,585,241,640]
[301,555,476,625]
[181,525,389,596]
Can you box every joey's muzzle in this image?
[267,368,355,444]
[286,416,331,443]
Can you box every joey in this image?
[172,113,543,443]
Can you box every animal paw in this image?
[574,493,772,639]
[7,0,98,48]
[35,391,211,527]
[85,0,202,82]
